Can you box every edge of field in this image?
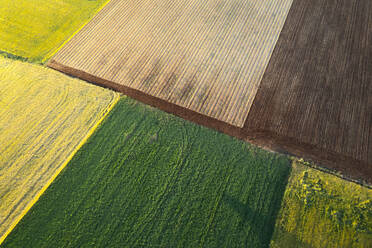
[41,0,112,64]
[269,159,372,248]
[0,94,121,245]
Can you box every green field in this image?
[2,97,291,248]
[270,161,372,248]
[0,0,109,63]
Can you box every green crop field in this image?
[0,0,109,63]
[270,161,372,248]
[2,97,291,248]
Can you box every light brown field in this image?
[48,0,293,127]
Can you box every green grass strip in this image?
[0,51,28,63]
[2,97,291,248]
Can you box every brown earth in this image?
[244,0,372,184]
[47,0,293,127]
[48,0,372,184]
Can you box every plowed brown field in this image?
[48,0,293,127]
[48,0,372,183]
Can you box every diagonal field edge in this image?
[48,59,243,136]
[244,0,372,183]
[1,97,291,247]
[48,0,294,127]
[0,95,120,245]
[42,0,114,64]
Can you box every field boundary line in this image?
[0,50,29,62]
[0,93,121,245]
[42,0,113,64]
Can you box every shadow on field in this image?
[270,227,314,248]
[222,193,313,248]
[222,193,269,247]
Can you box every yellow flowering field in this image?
[0,56,119,242]
[0,0,109,63]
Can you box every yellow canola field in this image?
[0,57,119,242]
[0,0,109,63]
